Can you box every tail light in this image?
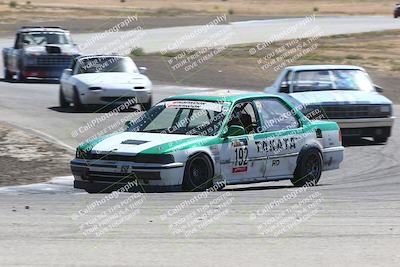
[339,129,342,144]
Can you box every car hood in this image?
[23,44,79,55]
[74,72,148,86]
[290,90,393,105]
[80,132,210,155]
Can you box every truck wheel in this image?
[59,86,69,108]
[4,68,13,81]
[73,89,84,111]
[142,97,152,111]
[182,153,213,191]
[17,71,26,82]
[373,136,388,143]
[291,148,322,187]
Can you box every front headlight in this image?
[135,154,175,164]
[88,87,102,91]
[76,148,90,159]
[380,105,391,114]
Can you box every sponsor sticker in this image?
[165,101,222,112]
[231,137,249,173]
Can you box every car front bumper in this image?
[80,89,151,105]
[334,116,395,129]
[70,159,185,192]
[23,66,67,79]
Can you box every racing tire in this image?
[59,86,69,108]
[373,135,388,143]
[4,68,13,81]
[142,97,152,111]
[291,148,323,187]
[182,153,214,191]
[17,71,26,82]
[73,88,85,111]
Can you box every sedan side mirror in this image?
[374,84,384,93]
[63,69,72,76]
[125,121,133,129]
[139,67,147,74]
[222,125,246,138]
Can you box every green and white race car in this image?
[71,90,344,193]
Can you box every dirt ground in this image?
[0,0,398,29]
[0,0,398,20]
[0,122,73,186]
[0,15,281,36]
[133,30,400,104]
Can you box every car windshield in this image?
[77,57,138,74]
[22,32,72,45]
[292,69,375,92]
[128,100,230,136]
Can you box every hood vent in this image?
[45,45,62,54]
[121,140,149,145]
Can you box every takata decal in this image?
[255,137,300,153]
[231,138,248,173]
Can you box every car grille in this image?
[307,104,391,119]
[100,97,137,102]
[85,153,175,164]
[86,171,161,181]
[36,55,73,67]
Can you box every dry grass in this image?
[0,0,398,23]
[21,0,400,15]
[132,29,400,103]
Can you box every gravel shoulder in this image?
[0,122,73,186]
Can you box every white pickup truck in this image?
[2,26,80,81]
[265,65,395,143]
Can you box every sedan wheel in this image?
[59,86,69,108]
[73,89,84,111]
[182,154,213,191]
[291,148,322,187]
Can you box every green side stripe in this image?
[139,136,221,154]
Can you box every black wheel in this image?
[182,154,213,191]
[59,86,69,107]
[291,148,322,187]
[373,135,388,143]
[4,68,13,81]
[142,97,152,111]
[73,88,84,111]
[17,70,26,82]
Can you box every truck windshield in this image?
[22,32,71,45]
[127,100,229,136]
[292,69,375,92]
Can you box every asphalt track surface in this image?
[0,16,399,266]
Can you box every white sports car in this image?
[71,90,344,193]
[59,55,152,110]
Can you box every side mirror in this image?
[139,67,147,74]
[63,69,72,76]
[374,84,384,93]
[222,125,246,138]
[280,82,290,93]
[125,121,133,129]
